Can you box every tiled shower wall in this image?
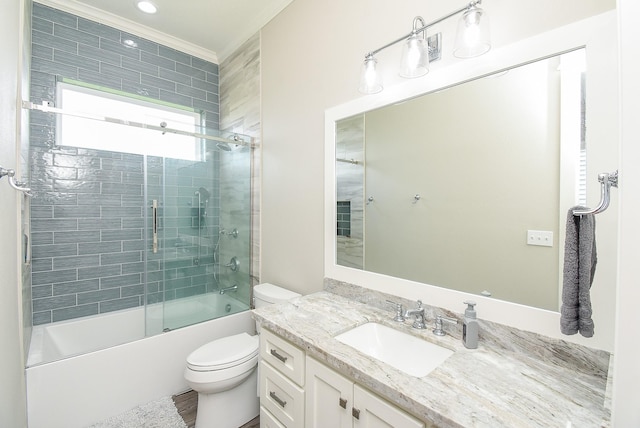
[29,3,221,325]
[220,33,261,302]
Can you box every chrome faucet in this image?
[219,284,238,295]
[404,300,426,329]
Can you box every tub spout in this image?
[219,284,238,295]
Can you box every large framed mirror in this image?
[324,11,618,349]
[335,49,586,312]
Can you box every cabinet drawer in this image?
[260,328,305,386]
[260,361,304,428]
[260,406,286,428]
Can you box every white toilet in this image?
[184,283,301,428]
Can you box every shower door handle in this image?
[152,200,158,254]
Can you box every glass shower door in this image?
[145,134,253,334]
[216,140,252,310]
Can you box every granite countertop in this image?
[252,288,611,427]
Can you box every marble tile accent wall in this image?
[336,115,364,269]
[28,3,221,325]
[220,33,261,293]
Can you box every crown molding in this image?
[215,0,290,60]
[34,0,218,64]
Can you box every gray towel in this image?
[560,207,597,337]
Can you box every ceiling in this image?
[38,0,294,61]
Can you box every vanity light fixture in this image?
[136,0,158,14]
[399,17,431,78]
[453,2,491,58]
[358,54,383,94]
[358,0,491,94]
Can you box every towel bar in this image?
[572,170,618,216]
[0,166,32,197]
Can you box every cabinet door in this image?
[353,385,424,428]
[260,406,286,428]
[260,361,305,428]
[305,356,353,428]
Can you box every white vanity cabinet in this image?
[259,328,425,428]
[305,356,425,428]
[259,329,305,428]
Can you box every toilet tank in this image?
[253,283,301,308]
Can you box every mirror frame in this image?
[324,11,618,350]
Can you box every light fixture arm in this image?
[365,0,482,58]
[412,16,427,38]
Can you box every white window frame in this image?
[56,82,202,161]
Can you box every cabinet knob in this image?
[352,407,360,420]
[339,398,347,409]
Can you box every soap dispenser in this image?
[462,301,479,349]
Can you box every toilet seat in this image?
[186,333,259,372]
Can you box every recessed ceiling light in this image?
[136,0,157,14]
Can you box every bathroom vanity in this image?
[259,326,423,427]
[253,283,611,427]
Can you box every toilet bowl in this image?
[184,283,300,428]
[184,333,259,428]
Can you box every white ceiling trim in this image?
[34,0,219,63]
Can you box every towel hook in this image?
[572,170,618,216]
[0,166,32,197]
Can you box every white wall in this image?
[260,0,615,297]
[260,0,635,419]
[0,0,28,426]
[611,0,640,425]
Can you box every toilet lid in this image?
[187,333,259,372]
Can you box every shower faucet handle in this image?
[224,256,240,272]
[219,228,239,238]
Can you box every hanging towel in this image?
[560,207,597,337]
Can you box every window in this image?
[57,82,202,161]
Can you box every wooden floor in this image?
[172,390,259,428]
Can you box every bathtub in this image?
[26,293,255,428]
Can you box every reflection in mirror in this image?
[336,49,586,311]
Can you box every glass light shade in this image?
[399,33,430,78]
[358,56,383,94]
[453,6,491,58]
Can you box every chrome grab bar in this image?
[572,170,618,216]
[0,166,32,196]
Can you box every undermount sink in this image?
[335,323,453,377]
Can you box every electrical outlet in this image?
[527,230,553,247]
